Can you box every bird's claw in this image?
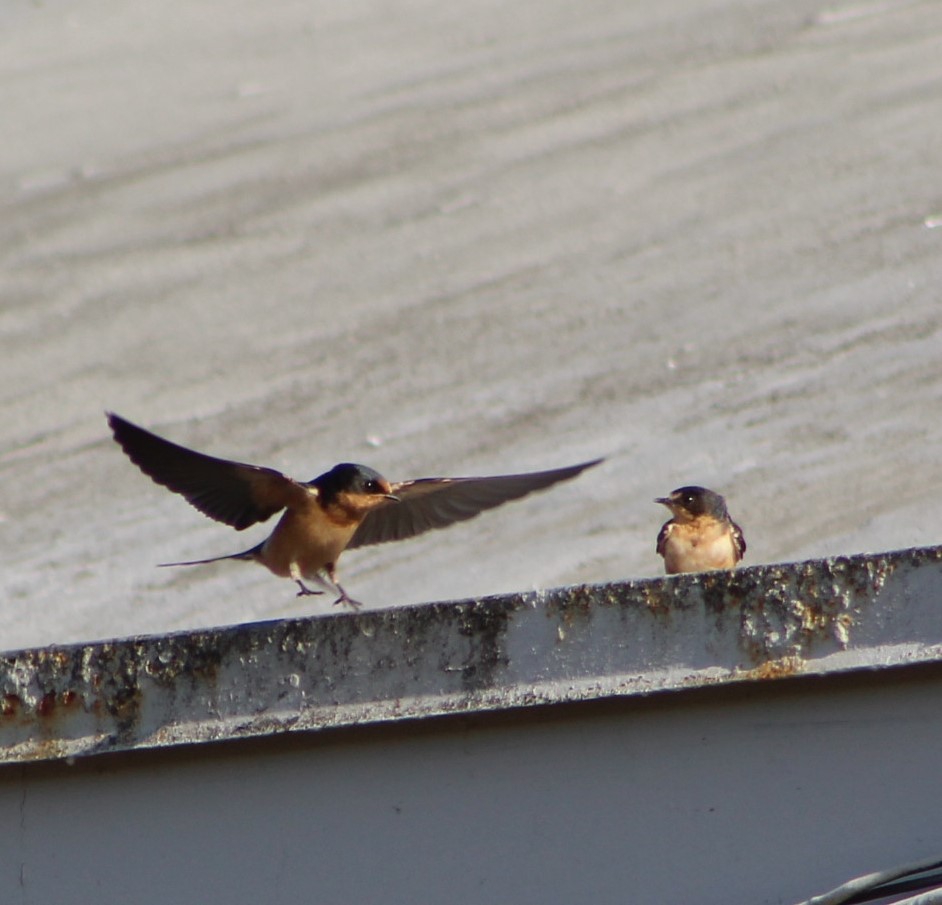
[332,593,363,610]
[295,581,325,598]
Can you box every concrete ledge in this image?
[2,545,942,764]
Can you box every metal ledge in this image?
[2,545,942,764]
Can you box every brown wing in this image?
[656,521,672,557]
[731,520,746,561]
[347,458,602,549]
[107,412,306,530]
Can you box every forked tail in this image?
[158,542,263,568]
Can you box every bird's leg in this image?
[323,564,363,610]
[331,582,363,610]
[289,563,324,597]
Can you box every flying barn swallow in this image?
[107,413,601,608]
[655,486,745,575]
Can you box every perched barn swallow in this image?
[655,486,745,575]
[107,413,601,607]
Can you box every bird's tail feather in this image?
[158,543,262,568]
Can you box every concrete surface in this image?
[2,0,941,648]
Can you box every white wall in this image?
[3,667,940,905]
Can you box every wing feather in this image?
[656,521,672,556]
[731,521,747,560]
[348,458,602,549]
[107,412,305,530]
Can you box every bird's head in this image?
[313,463,400,514]
[655,486,728,521]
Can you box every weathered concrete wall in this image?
[2,662,940,905]
[2,545,940,764]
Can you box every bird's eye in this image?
[365,479,380,493]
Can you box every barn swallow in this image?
[655,486,745,575]
[107,413,601,608]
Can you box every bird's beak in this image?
[654,497,672,506]
[384,494,401,503]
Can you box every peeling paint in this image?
[0,545,940,765]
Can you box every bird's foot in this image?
[331,585,363,610]
[295,581,325,598]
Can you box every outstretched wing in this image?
[347,458,602,549]
[107,412,307,530]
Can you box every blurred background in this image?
[2,0,941,649]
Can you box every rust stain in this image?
[27,737,70,762]
[545,584,597,627]
[738,656,805,681]
[640,584,674,621]
[734,554,900,664]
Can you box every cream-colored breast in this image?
[661,519,740,575]
[259,504,360,579]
